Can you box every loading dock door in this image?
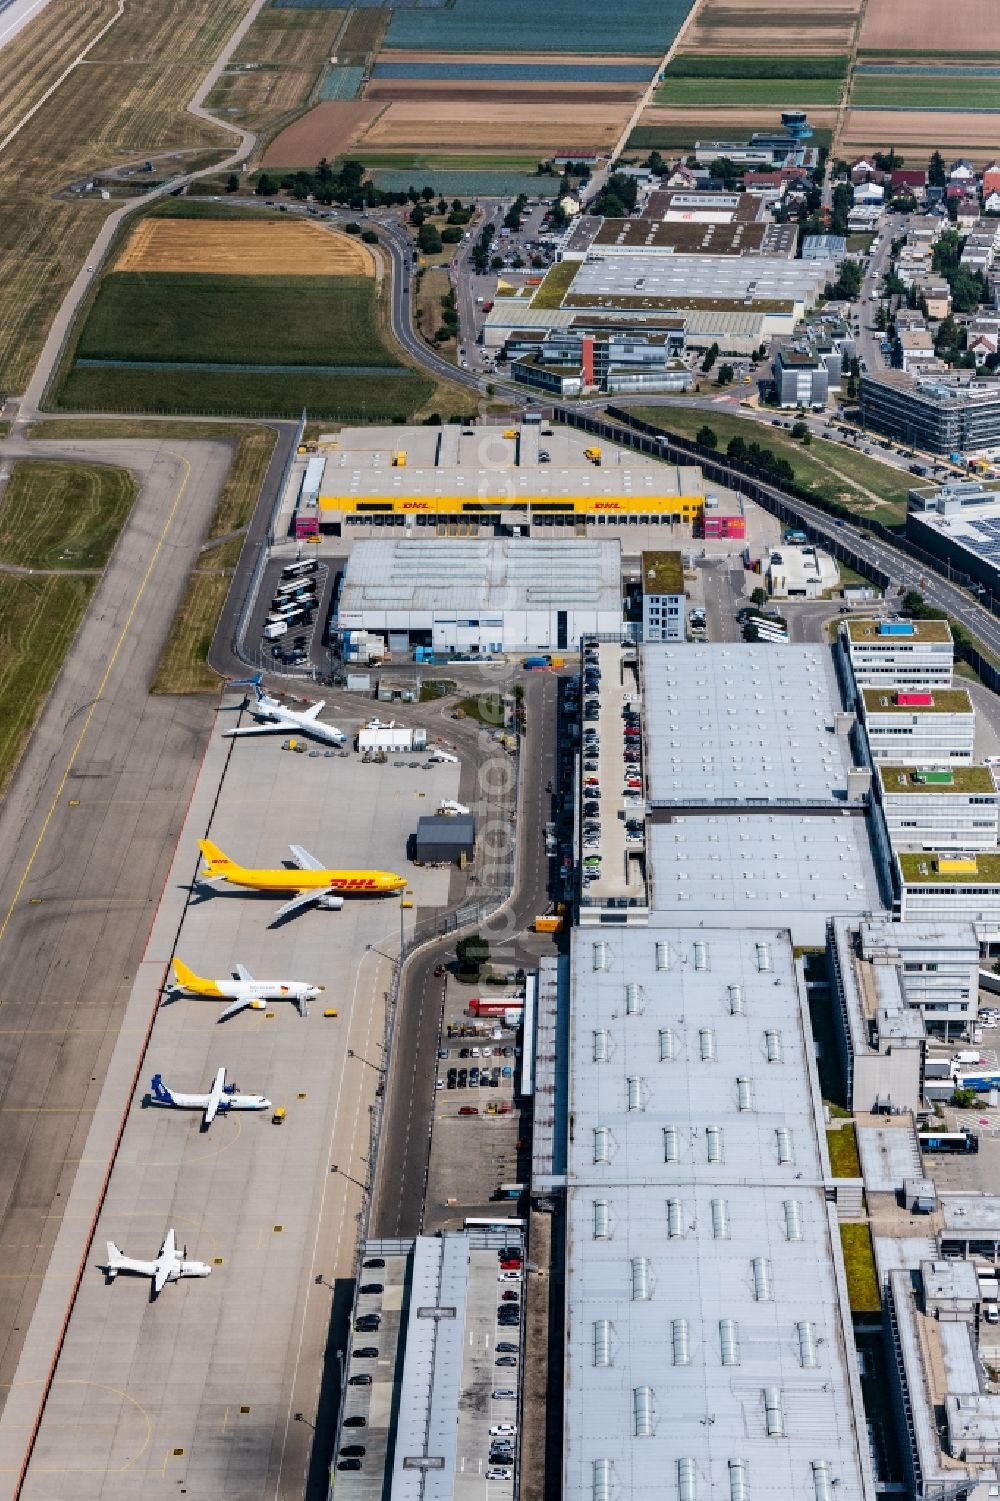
[557,611,568,651]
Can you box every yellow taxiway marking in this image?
[0,453,193,951]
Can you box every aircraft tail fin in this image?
[171,957,204,991]
[150,1073,173,1105]
[106,1242,123,1278]
[198,839,239,879]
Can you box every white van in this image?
[264,620,289,640]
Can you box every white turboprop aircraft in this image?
[170,957,323,1019]
[223,676,346,746]
[149,1067,271,1126]
[103,1229,211,1296]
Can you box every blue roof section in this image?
[880,621,915,636]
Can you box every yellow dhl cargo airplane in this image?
[198,840,407,924]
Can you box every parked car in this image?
[354,1347,378,1358]
[343,1415,367,1427]
[348,1374,373,1386]
[459,1105,479,1116]
[493,1389,517,1400]
[496,1355,518,1366]
[337,1459,362,1471]
[487,1467,513,1480]
[341,1445,367,1457]
[363,1257,385,1269]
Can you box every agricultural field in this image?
[357,98,630,152]
[367,168,561,195]
[114,218,374,276]
[318,65,366,99]
[850,72,1000,109]
[0,0,261,392]
[384,0,693,53]
[839,109,1000,160]
[261,100,381,165]
[206,6,344,127]
[655,77,842,106]
[371,59,655,81]
[684,0,861,55]
[337,5,389,60]
[0,459,136,792]
[859,0,995,53]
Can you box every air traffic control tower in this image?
[781,110,813,165]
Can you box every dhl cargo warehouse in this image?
[294,424,723,534]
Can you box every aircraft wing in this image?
[204,1068,227,1125]
[218,996,259,1022]
[296,993,309,1018]
[223,722,292,738]
[288,845,325,871]
[271,887,324,925]
[234,964,254,983]
[302,702,326,720]
[153,1259,172,1295]
[159,1228,176,1263]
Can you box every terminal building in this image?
[562,926,874,1501]
[841,617,954,692]
[336,537,623,654]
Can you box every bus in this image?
[918,1130,979,1154]
[281,559,317,579]
[275,577,317,599]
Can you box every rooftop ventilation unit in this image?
[594,1320,613,1368]
[797,1320,818,1368]
[783,1199,803,1242]
[671,1319,691,1366]
[706,1125,724,1163]
[593,1028,610,1063]
[765,1029,783,1064]
[659,1027,677,1062]
[627,1076,647,1112]
[752,1256,773,1302]
[631,1256,653,1302]
[737,1076,754,1113]
[593,1199,612,1240]
[655,941,669,971]
[775,1127,793,1164]
[666,1198,684,1239]
[625,982,644,1016]
[633,1386,654,1439]
[699,1027,717,1062]
[811,1461,832,1501]
[729,985,744,1016]
[594,1126,611,1164]
[719,1319,740,1366]
[593,1459,613,1501]
[693,940,709,971]
[677,1458,697,1501]
[763,1387,785,1438]
[755,942,771,973]
[663,1126,680,1163]
[711,1198,730,1240]
[593,941,611,972]
[728,1460,749,1501]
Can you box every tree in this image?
[827,258,863,301]
[873,148,900,172]
[420,184,435,201]
[442,226,463,243]
[716,363,734,387]
[829,182,852,237]
[361,229,378,244]
[951,1087,977,1109]
[701,342,719,373]
[727,435,748,464]
[226,173,239,194]
[791,419,809,440]
[695,424,717,450]
[709,156,740,188]
[456,933,489,979]
[418,223,443,254]
[255,173,276,197]
[409,203,426,227]
[344,221,361,234]
[437,198,448,215]
[928,150,946,188]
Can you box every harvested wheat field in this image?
[364,80,641,105]
[358,99,630,152]
[637,103,838,132]
[262,101,381,167]
[839,109,1000,161]
[114,218,374,276]
[687,0,860,53]
[860,0,998,52]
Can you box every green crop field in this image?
[629,405,913,527]
[668,53,848,79]
[0,460,136,569]
[655,76,843,107]
[53,271,435,419]
[0,576,94,794]
[851,74,1000,108]
[627,123,835,151]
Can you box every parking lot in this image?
[246,556,335,674]
[0,703,461,1500]
[335,1244,411,1501]
[580,640,645,908]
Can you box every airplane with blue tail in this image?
[150,1066,271,1126]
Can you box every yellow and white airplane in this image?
[170,956,323,1019]
[197,840,408,925]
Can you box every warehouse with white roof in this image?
[563,926,874,1501]
[336,537,623,654]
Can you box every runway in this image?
[0,436,234,1429]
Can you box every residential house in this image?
[854,180,885,207]
[850,157,879,185]
[957,199,982,230]
[949,159,976,188]
[898,327,938,373]
[891,169,927,199]
[985,191,1000,217]
[983,161,1000,197]
[914,277,952,319]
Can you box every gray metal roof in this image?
[563,926,874,1501]
[642,644,854,806]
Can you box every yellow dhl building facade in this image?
[319,493,705,519]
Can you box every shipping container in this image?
[470,996,524,1018]
[534,915,564,933]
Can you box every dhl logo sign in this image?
[334,878,380,890]
[400,501,432,510]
